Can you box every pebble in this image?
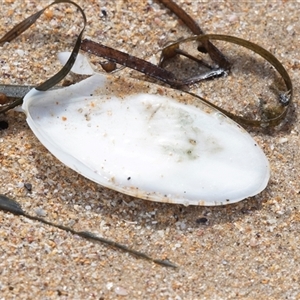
[24,183,32,192]
[17,182,24,188]
[0,93,8,104]
[250,237,259,247]
[106,282,113,290]
[115,286,128,296]
[17,158,26,165]
[278,137,288,144]
[15,49,25,56]
[35,207,47,217]
[0,121,9,130]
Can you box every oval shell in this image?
[21,54,269,206]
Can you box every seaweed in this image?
[0,0,293,127]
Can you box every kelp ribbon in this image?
[0,0,86,112]
[0,194,177,268]
[160,34,293,127]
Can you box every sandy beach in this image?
[0,1,300,299]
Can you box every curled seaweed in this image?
[156,0,292,127]
[80,2,292,127]
[157,0,231,72]
[0,0,87,113]
[161,34,293,127]
[0,1,293,127]
[80,33,292,127]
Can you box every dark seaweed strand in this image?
[36,0,87,91]
[81,0,231,87]
[158,0,204,35]
[1,1,291,127]
[183,34,293,127]
[0,194,178,269]
[155,1,292,127]
[157,0,231,71]
[0,0,86,113]
[80,39,182,88]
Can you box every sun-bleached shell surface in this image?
[21,53,269,206]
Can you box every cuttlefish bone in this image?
[21,52,270,206]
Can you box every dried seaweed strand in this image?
[80,39,180,87]
[0,0,86,113]
[0,194,178,269]
[157,0,231,71]
[172,34,293,127]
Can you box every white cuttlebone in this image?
[21,52,270,206]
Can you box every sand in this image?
[0,1,300,299]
